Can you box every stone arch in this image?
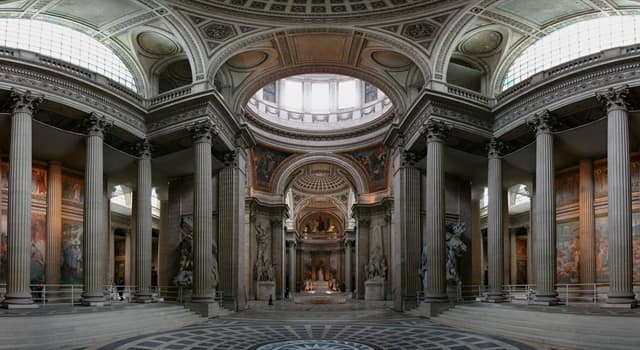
[274,153,369,197]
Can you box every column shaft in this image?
[82,114,110,306]
[288,242,296,294]
[425,137,447,302]
[344,241,352,293]
[4,90,40,307]
[607,108,636,305]
[135,142,153,302]
[579,160,596,284]
[487,153,504,302]
[46,161,63,287]
[192,140,213,302]
[534,130,558,303]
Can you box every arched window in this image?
[0,18,137,91]
[502,15,640,90]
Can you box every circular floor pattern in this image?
[96,317,538,350]
[254,339,379,350]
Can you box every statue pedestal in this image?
[256,280,276,301]
[364,279,385,301]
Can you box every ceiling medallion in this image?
[459,30,503,56]
[136,31,179,56]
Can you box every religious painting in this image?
[252,145,293,191]
[346,145,388,191]
[31,167,47,198]
[555,170,579,207]
[62,174,84,208]
[633,212,640,282]
[595,215,609,282]
[594,165,607,198]
[61,220,83,284]
[31,214,47,284]
[0,209,7,284]
[301,214,337,234]
[556,220,579,283]
[632,158,640,193]
[516,237,528,284]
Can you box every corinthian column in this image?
[134,140,153,303]
[3,89,42,308]
[82,113,112,306]
[187,121,214,303]
[487,138,505,302]
[424,119,450,304]
[46,161,63,288]
[596,86,637,308]
[527,111,558,305]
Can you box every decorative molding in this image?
[135,138,153,159]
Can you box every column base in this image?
[485,293,505,303]
[134,293,154,303]
[532,292,558,306]
[81,292,106,307]
[408,301,450,318]
[2,303,39,309]
[604,293,637,309]
[186,302,233,318]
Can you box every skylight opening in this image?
[502,15,640,90]
[0,18,137,91]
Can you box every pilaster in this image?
[46,161,62,287]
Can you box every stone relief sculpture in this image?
[255,221,275,281]
[446,223,467,284]
[365,225,387,280]
[211,243,219,289]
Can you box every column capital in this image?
[596,85,630,112]
[423,119,451,143]
[84,113,113,138]
[344,239,355,248]
[134,139,153,159]
[187,120,216,144]
[486,137,506,158]
[270,216,283,227]
[10,88,43,114]
[222,151,237,167]
[287,239,297,248]
[400,149,418,168]
[527,110,556,135]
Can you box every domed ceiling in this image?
[179,0,448,21]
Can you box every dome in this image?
[291,166,350,194]
[248,74,392,132]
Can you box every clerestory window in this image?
[502,15,640,90]
[0,18,137,91]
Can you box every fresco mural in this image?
[594,165,607,198]
[30,213,46,284]
[62,174,84,208]
[633,212,640,282]
[31,167,47,198]
[595,215,609,282]
[61,220,83,284]
[347,146,387,191]
[252,145,293,191]
[555,171,579,207]
[556,220,579,283]
[632,158,640,193]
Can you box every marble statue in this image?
[211,243,219,289]
[365,225,387,280]
[255,222,275,281]
[446,223,467,284]
[317,267,324,281]
[173,225,193,287]
[419,242,428,291]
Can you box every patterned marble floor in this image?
[93,313,539,350]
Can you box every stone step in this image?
[432,306,640,350]
[0,305,207,349]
